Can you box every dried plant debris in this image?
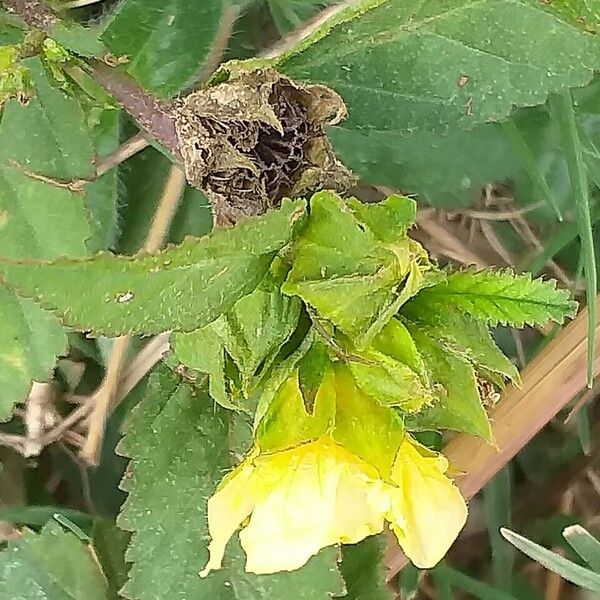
[174,68,355,223]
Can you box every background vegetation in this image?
[1,0,600,598]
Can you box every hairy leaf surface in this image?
[405,270,577,327]
[101,0,227,96]
[340,536,392,600]
[117,366,344,600]
[278,0,600,133]
[0,200,306,336]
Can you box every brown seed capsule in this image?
[173,68,356,224]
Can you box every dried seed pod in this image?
[173,68,355,223]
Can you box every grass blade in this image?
[501,528,600,591]
[433,563,519,600]
[483,467,515,591]
[563,525,600,572]
[500,119,562,220]
[550,91,596,386]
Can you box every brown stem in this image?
[88,61,181,160]
[386,295,600,579]
[95,132,149,178]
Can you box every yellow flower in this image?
[200,434,467,576]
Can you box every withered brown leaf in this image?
[174,68,355,224]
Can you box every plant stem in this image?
[95,132,149,178]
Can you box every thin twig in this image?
[114,332,171,406]
[95,133,149,178]
[447,201,544,221]
[509,215,572,288]
[143,166,187,252]
[259,0,353,59]
[80,167,186,465]
[416,211,488,267]
[0,434,26,452]
[197,3,240,84]
[22,382,55,457]
[80,336,130,464]
[478,220,515,266]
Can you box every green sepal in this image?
[402,310,521,385]
[283,191,432,348]
[256,359,336,453]
[172,259,303,411]
[404,325,493,442]
[346,318,435,412]
[331,363,404,480]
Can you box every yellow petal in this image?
[388,435,467,569]
[200,459,258,577]
[238,437,391,574]
[328,466,389,545]
[240,442,342,574]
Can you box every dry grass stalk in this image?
[386,295,600,579]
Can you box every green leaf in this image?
[0,289,66,420]
[0,521,108,599]
[117,365,344,599]
[0,59,92,420]
[172,326,232,408]
[403,310,520,384]
[92,521,130,599]
[340,536,392,600]
[0,200,306,336]
[277,0,600,134]
[283,191,427,348]
[404,325,492,441]
[0,58,94,180]
[405,270,577,328]
[563,525,600,573]
[101,0,228,96]
[49,21,106,57]
[227,538,345,600]
[501,528,600,592]
[85,108,121,253]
